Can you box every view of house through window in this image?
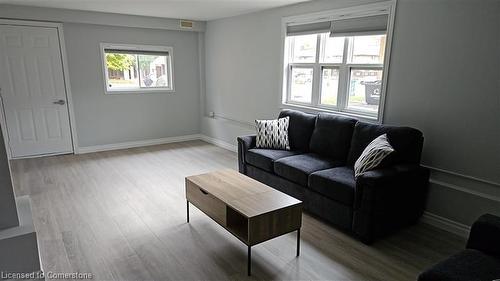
[102,45,173,93]
[284,20,388,119]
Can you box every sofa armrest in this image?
[466,214,500,257]
[354,164,430,211]
[352,164,430,242]
[237,135,256,174]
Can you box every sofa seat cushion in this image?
[246,149,301,172]
[418,249,500,281]
[308,167,356,205]
[274,153,341,186]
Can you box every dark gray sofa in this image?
[418,214,500,281]
[237,109,430,243]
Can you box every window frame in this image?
[280,1,396,122]
[100,43,175,95]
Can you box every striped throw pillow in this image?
[354,134,394,178]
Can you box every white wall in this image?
[63,23,201,147]
[0,5,204,149]
[202,0,500,226]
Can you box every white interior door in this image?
[0,25,73,158]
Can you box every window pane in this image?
[322,36,344,63]
[348,34,386,64]
[291,34,317,63]
[290,67,313,103]
[105,53,138,90]
[348,69,383,114]
[138,54,169,88]
[320,68,339,106]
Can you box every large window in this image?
[282,6,393,120]
[101,43,174,94]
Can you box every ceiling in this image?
[0,0,311,21]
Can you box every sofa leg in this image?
[359,236,374,245]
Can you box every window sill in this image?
[105,89,175,95]
[280,102,381,123]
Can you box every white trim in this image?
[57,24,79,156]
[430,179,500,203]
[0,19,61,27]
[378,0,396,123]
[11,150,73,160]
[425,165,500,188]
[0,19,76,159]
[100,43,175,95]
[76,134,239,155]
[0,96,12,159]
[279,103,378,123]
[421,211,471,238]
[76,134,201,154]
[199,134,238,153]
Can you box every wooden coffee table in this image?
[185,169,302,276]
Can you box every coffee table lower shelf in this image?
[186,200,301,276]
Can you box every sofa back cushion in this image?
[309,114,357,161]
[347,122,424,166]
[278,109,316,152]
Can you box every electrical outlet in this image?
[208,111,215,118]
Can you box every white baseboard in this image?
[76,134,202,154]
[421,211,471,238]
[199,134,237,152]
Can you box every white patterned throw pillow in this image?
[354,134,394,178]
[255,117,290,150]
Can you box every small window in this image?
[101,44,174,93]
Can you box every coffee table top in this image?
[185,169,302,218]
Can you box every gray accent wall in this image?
[63,23,201,147]
[202,0,500,226]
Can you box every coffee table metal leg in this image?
[296,228,300,257]
[248,246,251,276]
[186,201,190,223]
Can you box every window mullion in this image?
[136,54,142,89]
[311,34,322,106]
[286,65,292,103]
[337,37,350,110]
[311,63,321,106]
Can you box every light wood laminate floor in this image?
[11,140,464,281]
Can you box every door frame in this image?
[0,19,78,159]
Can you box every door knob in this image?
[53,99,66,105]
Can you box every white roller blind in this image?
[329,14,388,37]
[104,49,169,56]
[286,14,388,37]
[286,21,330,36]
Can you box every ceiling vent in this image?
[180,20,194,29]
